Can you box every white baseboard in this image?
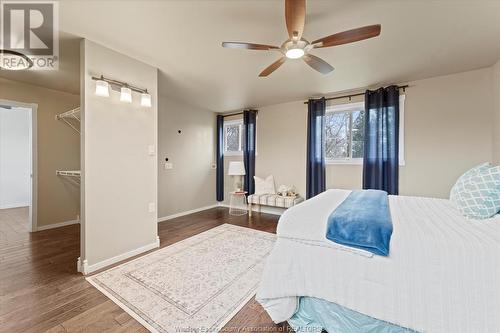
[157,204,219,223]
[36,219,79,231]
[77,257,83,273]
[80,236,160,275]
[217,202,284,216]
[0,203,29,210]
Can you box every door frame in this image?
[0,99,38,232]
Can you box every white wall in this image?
[0,107,30,209]
[253,67,494,199]
[493,59,500,164]
[81,39,158,272]
[158,96,216,218]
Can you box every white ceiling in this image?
[3,0,500,112]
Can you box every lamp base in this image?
[233,176,243,192]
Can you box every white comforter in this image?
[256,189,500,333]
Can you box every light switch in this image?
[164,162,173,170]
[148,202,156,213]
[148,145,155,156]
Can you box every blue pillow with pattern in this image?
[450,164,500,219]
[450,163,490,199]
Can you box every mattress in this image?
[256,189,500,333]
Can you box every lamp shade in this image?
[95,80,109,97]
[141,92,152,107]
[120,87,132,103]
[228,161,246,176]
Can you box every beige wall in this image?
[399,68,493,197]
[158,96,216,217]
[256,101,307,197]
[493,60,500,164]
[253,67,494,199]
[81,40,158,271]
[0,78,80,228]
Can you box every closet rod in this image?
[304,85,409,104]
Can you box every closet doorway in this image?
[0,99,37,232]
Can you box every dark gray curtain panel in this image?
[363,86,400,195]
[243,110,257,195]
[306,98,326,199]
[216,115,224,201]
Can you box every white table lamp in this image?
[228,161,246,191]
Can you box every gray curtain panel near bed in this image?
[243,110,257,195]
[306,97,326,199]
[363,86,400,195]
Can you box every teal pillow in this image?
[450,164,500,219]
[450,163,490,200]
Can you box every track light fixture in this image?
[141,90,152,107]
[120,86,132,103]
[91,75,152,108]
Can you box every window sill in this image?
[223,151,259,157]
[224,151,243,157]
[326,159,406,166]
[326,159,363,165]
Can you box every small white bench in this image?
[247,194,304,216]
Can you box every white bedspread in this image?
[256,189,500,333]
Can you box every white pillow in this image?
[254,175,276,195]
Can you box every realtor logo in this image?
[1,1,59,70]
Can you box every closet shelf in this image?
[56,170,81,177]
[56,107,80,133]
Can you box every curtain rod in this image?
[304,85,409,104]
[221,109,258,118]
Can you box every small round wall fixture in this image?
[0,49,33,70]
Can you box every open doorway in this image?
[0,99,37,232]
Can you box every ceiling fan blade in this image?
[312,25,381,48]
[259,57,287,77]
[222,42,280,51]
[303,54,334,74]
[285,0,305,41]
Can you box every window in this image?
[325,102,365,162]
[325,96,405,165]
[223,119,244,155]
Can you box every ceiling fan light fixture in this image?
[285,47,305,59]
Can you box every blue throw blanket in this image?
[326,190,393,256]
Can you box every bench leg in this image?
[248,202,252,217]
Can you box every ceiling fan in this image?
[221,0,381,77]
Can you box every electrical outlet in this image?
[148,202,155,213]
[148,145,155,156]
[164,162,173,170]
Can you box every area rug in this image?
[86,224,276,333]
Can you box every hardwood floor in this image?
[0,207,285,332]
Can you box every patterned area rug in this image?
[87,224,276,333]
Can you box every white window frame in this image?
[223,119,244,156]
[325,95,405,166]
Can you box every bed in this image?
[256,189,500,333]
